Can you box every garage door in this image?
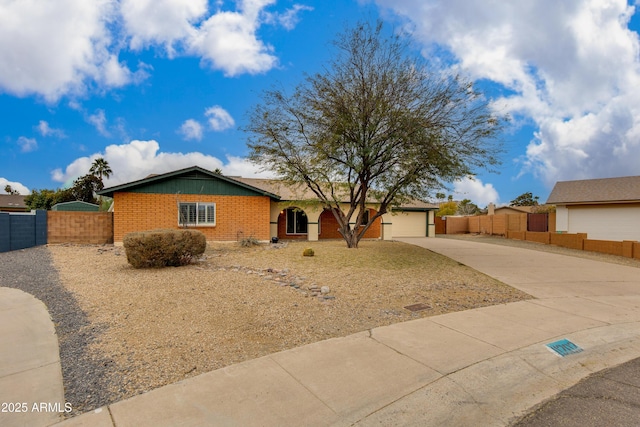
[569,204,640,241]
[392,211,427,238]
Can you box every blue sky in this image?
[2,0,640,207]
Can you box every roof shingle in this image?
[546,176,640,204]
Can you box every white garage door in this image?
[392,211,427,238]
[568,204,640,241]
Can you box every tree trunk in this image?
[338,225,360,248]
[331,207,361,248]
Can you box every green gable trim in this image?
[98,166,280,200]
[126,177,264,196]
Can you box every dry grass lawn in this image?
[49,239,532,408]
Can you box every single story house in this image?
[546,175,640,241]
[487,204,535,215]
[0,194,28,212]
[97,166,437,243]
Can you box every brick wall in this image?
[318,208,381,239]
[48,211,114,244]
[113,193,271,242]
[583,239,625,257]
[549,233,587,250]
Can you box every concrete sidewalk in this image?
[0,287,65,427]
[10,237,640,426]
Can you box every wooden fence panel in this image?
[527,213,549,232]
[468,216,480,233]
[492,215,506,235]
[445,216,469,234]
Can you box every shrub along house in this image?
[97,166,437,243]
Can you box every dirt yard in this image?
[49,239,531,412]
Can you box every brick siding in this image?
[318,208,381,239]
[113,193,271,242]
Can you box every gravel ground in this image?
[0,247,116,415]
[3,239,532,418]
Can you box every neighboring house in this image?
[546,175,640,241]
[97,166,437,243]
[0,194,29,212]
[51,201,100,211]
[492,205,535,215]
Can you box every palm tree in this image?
[89,157,112,182]
[89,158,112,210]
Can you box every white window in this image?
[179,202,215,226]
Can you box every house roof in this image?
[51,201,100,211]
[495,205,535,214]
[233,177,317,201]
[97,166,281,200]
[546,176,640,205]
[235,177,438,210]
[98,166,438,209]
[0,194,27,210]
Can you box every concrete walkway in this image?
[0,287,65,427]
[6,237,640,426]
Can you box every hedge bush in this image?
[123,229,207,268]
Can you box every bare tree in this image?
[246,21,504,248]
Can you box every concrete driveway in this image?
[7,237,640,426]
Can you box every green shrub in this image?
[123,229,207,268]
[302,248,315,257]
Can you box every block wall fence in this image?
[47,211,113,244]
[439,213,640,260]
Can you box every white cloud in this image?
[452,176,499,207]
[0,0,301,99]
[263,4,314,30]
[36,120,66,138]
[17,136,38,153]
[375,0,640,185]
[189,2,278,76]
[0,178,30,195]
[205,106,235,131]
[87,109,110,137]
[0,0,138,101]
[179,119,204,141]
[51,139,273,187]
[121,0,208,56]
